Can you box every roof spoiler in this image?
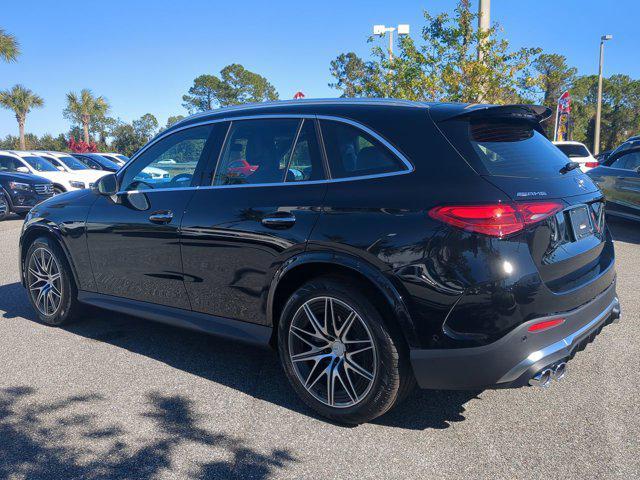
[434,104,553,134]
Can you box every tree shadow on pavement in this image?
[0,282,477,431]
[0,385,296,479]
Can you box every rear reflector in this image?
[585,161,599,168]
[428,201,563,237]
[528,318,565,332]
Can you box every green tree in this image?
[110,122,138,156]
[0,28,19,62]
[329,0,539,103]
[64,89,109,144]
[529,54,577,136]
[182,64,279,113]
[571,74,640,152]
[166,115,185,128]
[0,85,44,150]
[132,113,158,142]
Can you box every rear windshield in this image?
[441,119,570,178]
[555,143,590,158]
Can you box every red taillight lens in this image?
[429,202,563,237]
[528,317,565,332]
[585,161,599,168]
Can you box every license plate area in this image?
[568,205,594,241]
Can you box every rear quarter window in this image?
[320,120,408,179]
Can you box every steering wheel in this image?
[170,173,193,186]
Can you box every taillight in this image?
[528,317,565,332]
[428,201,563,237]
[585,161,599,168]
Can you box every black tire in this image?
[24,236,83,326]
[0,195,9,221]
[53,187,65,195]
[277,276,414,424]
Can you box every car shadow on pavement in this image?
[0,282,478,430]
[608,217,640,245]
[0,385,297,479]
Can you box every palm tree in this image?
[0,29,20,62]
[64,89,109,144]
[0,85,44,150]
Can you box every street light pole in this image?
[373,24,410,62]
[594,34,613,155]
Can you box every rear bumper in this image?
[410,281,619,390]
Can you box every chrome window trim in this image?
[117,113,414,195]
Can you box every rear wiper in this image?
[559,161,580,174]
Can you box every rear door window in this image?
[320,120,407,179]
[213,118,324,185]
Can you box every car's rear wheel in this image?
[25,237,82,325]
[0,195,9,221]
[278,276,414,424]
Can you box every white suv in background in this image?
[0,151,90,194]
[33,151,110,188]
[552,141,599,172]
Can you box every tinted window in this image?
[0,155,22,172]
[320,120,406,179]
[466,121,569,177]
[610,151,640,171]
[555,144,590,158]
[55,155,89,170]
[121,125,212,191]
[214,119,306,185]
[75,156,102,170]
[23,156,58,172]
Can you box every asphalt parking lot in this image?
[0,215,638,480]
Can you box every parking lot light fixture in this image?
[372,24,410,62]
[594,34,613,155]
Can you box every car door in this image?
[85,124,219,309]
[591,148,640,218]
[180,117,327,325]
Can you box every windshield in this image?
[555,144,590,158]
[23,156,59,172]
[115,154,128,163]
[57,155,90,170]
[93,155,121,170]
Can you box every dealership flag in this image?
[554,91,572,141]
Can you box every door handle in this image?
[261,214,296,229]
[149,210,174,224]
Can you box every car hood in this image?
[67,169,110,182]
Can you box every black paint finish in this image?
[19,100,618,390]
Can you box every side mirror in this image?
[94,173,119,195]
[16,166,29,174]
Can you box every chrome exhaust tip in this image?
[611,302,621,324]
[552,362,567,381]
[529,368,553,388]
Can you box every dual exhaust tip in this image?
[529,362,567,388]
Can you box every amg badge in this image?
[516,191,548,197]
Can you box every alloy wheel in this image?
[288,296,377,408]
[0,196,7,217]
[27,247,63,316]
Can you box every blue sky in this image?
[2,0,639,137]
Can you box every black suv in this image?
[0,171,54,220]
[19,99,620,424]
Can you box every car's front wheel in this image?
[0,195,9,221]
[278,276,414,424]
[25,237,82,325]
